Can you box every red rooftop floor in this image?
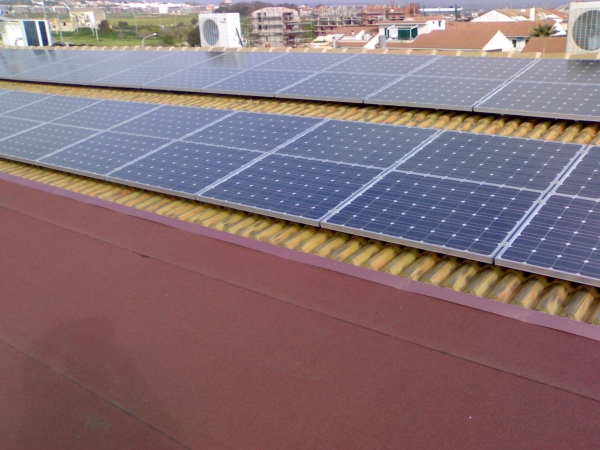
[2,176,600,449]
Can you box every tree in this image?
[191,17,198,26]
[98,19,111,34]
[187,26,200,47]
[530,23,557,37]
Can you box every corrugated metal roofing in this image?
[2,64,600,328]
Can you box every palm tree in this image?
[530,23,558,37]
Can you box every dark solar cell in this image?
[276,120,437,168]
[142,67,243,91]
[0,49,39,60]
[52,64,140,84]
[13,63,85,81]
[94,66,186,87]
[53,100,158,130]
[0,64,23,78]
[556,146,600,198]
[144,51,224,67]
[400,132,582,191]
[278,73,401,103]
[108,51,170,65]
[113,106,231,140]
[0,124,96,160]
[367,76,505,110]
[204,69,312,96]
[517,59,600,84]
[9,96,99,121]
[59,52,120,65]
[476,81,600,121]
[257,53,353,71]
[413,56,533,79]
[201,154,382,223]
[324,171,540,259]
[0,117,40,139]
[110,141,260,195]
[185,112,323,152]
[325,54,434,75]
[498,195,600,283]
[202,52,283,69]
[0,91,49,114]
[39,132,169,175]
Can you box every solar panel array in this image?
[3,48,600,121]
[498,146,600,286]
[1,89,593,279]
[475,59,600,121]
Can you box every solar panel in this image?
[203,52,283,69]
[199,154,382,225]
[0,64,22,79]
[412,56,533,80]
[142,67,243,92]
[475,81,600,122]
[323,171,540,261]
[277,73,401,103]
[13,63,85,81]
[399,132,583,191]
[0,117,40,139]
[257,53,354,71]
[112,106,231,140]
[184,112,323,152]
[0,124,96,161]
[516,59,600,84]
[38,132,169,176]
[555,146,600,198]
[204,69,313,97]
[325,54,435,75]
[366,76,506,111]
[8,96,99,122]
[0,91,49,114]
[58,51,120,65]
[146,51,224,67]
[93,66,187,88]
[107,51,171,65]
[275,120,438,168]
[53,100,158,130]
[52,64,140,84]
[497,195,600,286]
[108,141,260,197]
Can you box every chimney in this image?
[530,7,535,21]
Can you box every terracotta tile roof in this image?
[385,28,501,50]
[522,36,567,53]
[483,8,568,21]
[447,20,559,37]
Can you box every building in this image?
[314,6,362,36]
[3,45,600,450]
[313,26,379,49]
[251,7,308,47]
[384,27,513,52]
[49,18,76,34]
[69,8,107,30]
[521,36,567,53]
[446,20,567,51]
[472,7,567,23]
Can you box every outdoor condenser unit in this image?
[567,1,600,54]
[0,19,52,47]
[197,13,242,48]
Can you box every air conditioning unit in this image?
[567,2,600,54]
[198,13,242,48]
[0,19,52,47]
